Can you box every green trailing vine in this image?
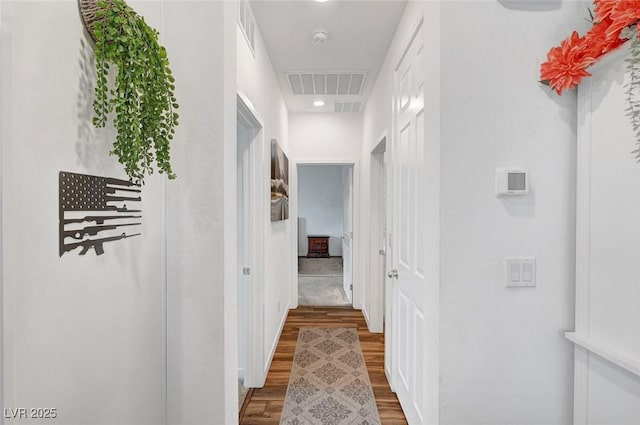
[624,26,640,162]
[92,0,178,184]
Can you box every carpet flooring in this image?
[298,257,349,306]
[280,327,381,425]
[298,257,344,276]
[298,276,351,307]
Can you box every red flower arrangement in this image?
[540,31,597,94]
[595,0,617,21]
[587,18,626,57]
[540,0,640,95]
[608,1,640,37]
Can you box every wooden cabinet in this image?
[307,235,330,258]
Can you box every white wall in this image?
[2,2,166,424]
[297,165,346,257]
[438,2,588,424]
[237,4,291,381]
[362,1,590,423]
[0,2,5,421]
[572,45,640,425]
[289,112,362,160]
[163,1,237,424]
[289,112,363,307]
[2,2,238,424]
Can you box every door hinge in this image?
[243,267,251,276]
[350,284,353,291]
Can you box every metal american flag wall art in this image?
[59,171,142,256]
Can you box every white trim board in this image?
[237,92,267,389]
[0,6,4,419]
[572,71,593,425]
[565,332,640,377]
[363,131,388,334]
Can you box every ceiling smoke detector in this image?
[312,30,329,44]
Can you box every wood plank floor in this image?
[239,307,407,424]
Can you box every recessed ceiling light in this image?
[313,100,326,107]
[314,0,329,3]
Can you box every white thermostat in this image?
[496,167,528,196]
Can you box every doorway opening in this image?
[368,134,388,328]
[236,94,265,410]
[296,164,354,307]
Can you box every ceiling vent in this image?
[334,102,363,113]
[287,72,367,96]
[238,0,256,54]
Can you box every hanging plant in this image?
[539,0,640,160]
[79,0,179,184]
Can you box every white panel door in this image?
[391,21,426,424]
[342,166,353,302]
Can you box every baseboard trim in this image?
[263,301,291,380]
[362,304,372,329]
[362,302,382,333]
[238,388,254,422]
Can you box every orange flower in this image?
[585,18,627,57]
[594,0,617,21]
[606,0,640,39]
[540,31,597,95]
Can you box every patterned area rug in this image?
[280,328,381,425]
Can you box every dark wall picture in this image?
[271,139,289,221]
[59,171,142,256]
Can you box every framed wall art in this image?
[270,139,289,221]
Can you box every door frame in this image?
[236,92,266,388]
[367,131,388,334]
[0,6,4,419]
[290,158,360,309]
[341,165,354,303]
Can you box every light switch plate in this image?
[505,257,536,287]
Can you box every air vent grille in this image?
[238,0,256,53]
[334,102,363,113]
[287,72,367,96]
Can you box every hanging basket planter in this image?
[76,0,179,185]
[77,0,102,42]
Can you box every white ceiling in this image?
[250,0,408,113]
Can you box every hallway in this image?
[4,0,640,423]
[239,307,406,424]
